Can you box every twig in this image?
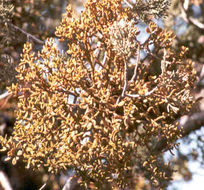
[126,86,157,98]
[116,59,128,104]
[8,23,44,44]
[0,91,11,100]
[183,0,189,10]
[180,0,204,31]
[124,0,133,9]
[0,170,13,190]
[153,111,204,153]
[144,48,162,61]
[102,51,107,65]
[161,48,167,75]
[121,60,128,98]
[39,183,47,190]
[0,94,11,110]
[62,177,79,190]
[130,44,140,82]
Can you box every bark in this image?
[0,170,13,190]
[154,111,204,153]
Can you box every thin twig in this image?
[121,60,128,98]
[102,51,107,65]
[144,48,162,61]
[126,86,157,98]
[0,170,13,190]
[124,0,133,9]
[0,91,11,100]
[8,23,44,44]
[180,0,204,31]
[93,49,107,70]
[0,94,11,110]
[116,59,128,104]
[130,44,140,82]
[39,183,47,190]
[161,48,167,75]
[183,0,189,10]
[62,177,79,190]
[154,111,204,153]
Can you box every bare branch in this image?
[39,183,47,190]
[130,44,140,82]
[183,0,189,10]
[0,170,13,190]
[8,23,44,44]
[144,47,162,61]
[62,177,79,190]
[126,86,157,98]
[161,48,167,75]
[179,112,204,136]
[124,0,133,9]
[102,51,107,66]
[116,59,128,104]
[154,111,204,153]
[0,91,11,100]
[121,60,128,98]
[181,0,204,31]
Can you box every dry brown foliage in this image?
[0,0,196,188]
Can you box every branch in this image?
[161,48,167,75]
[102,51,107,66]
[116,59,128,104]
[179,112,204,136]
[124,0,133,9]
[8,23,44,44]
[0,170,13,190]
[62,177,79,190]
[181,0,204,31]
[0,91,11,100]
[126,86,157,98]
[153,111,204,153]
[130,44,140,82]
[121,60,128,98]
[39,183,46,190]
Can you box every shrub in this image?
[0,0,196,188]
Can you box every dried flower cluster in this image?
[0,0,196,188]
[109,19,139,57]
[129,0,170,22]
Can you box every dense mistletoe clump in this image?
[0,0,196,188]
